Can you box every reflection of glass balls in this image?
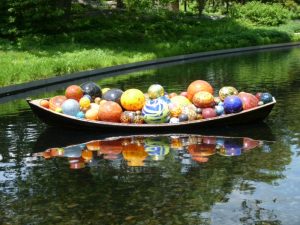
[144,138,170,161]
[142,99,170,124]
[260,93,273,104]
[219,86,238,101]
[61,99,80,116]
[223,96,243,113]
[148,84,165,99]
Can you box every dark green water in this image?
[0,47,300,225]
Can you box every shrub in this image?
[230,2,293,26]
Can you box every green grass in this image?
[0,13,300,87]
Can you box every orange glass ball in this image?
[187,80,214,100]
[98,101,123,123]
[100,140,123,160]
[86,141,101,151]
[243,138,260,151]
[168,92,178,98]
[69,159,85,169]
[43,150,52,159]
[40,99,49,108]
[65,85,83,101]
[82,149,93,161]
[192,91,214,108]
[238,92,259,110]
[49,95,67,111]
[188,143,216,157]
[85,108,99,120]
[122,143,148,167]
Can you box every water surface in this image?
[0,47,300,224]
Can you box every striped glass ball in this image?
[142,99,170,124]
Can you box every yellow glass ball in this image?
[79,97,91,109]
[102,88,110,95]
[170,96,191,109]
[121,89,145,111]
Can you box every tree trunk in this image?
[196,0,206,15]
[168,0,180,12]
[56,0,72,17]
[116,0,125,9]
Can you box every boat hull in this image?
[27,98,276,132]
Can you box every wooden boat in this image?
[27,97,276,132]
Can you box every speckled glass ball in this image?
[147,84,165,99]
[192,91,214,108]
[120,111,136,123]
[120,89,145,111]
[219,86,238,101]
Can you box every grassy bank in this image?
[0,12,300,87]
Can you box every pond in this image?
[0,46,300,224]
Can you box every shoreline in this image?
[0,41,300,99]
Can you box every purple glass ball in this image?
[223,96,243,113]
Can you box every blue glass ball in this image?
[223,96,243,114]
[260,93,273,104]
[144,138,170,160]
[63,145,84,158]
[222,139,243,156]
[215,105,224,116]
[158,95,171,104]
[76,111,85,119]
[178,113,189,122]
[142,99,170,124]
[61,99,80,116]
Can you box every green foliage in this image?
[0,0,72,38]
[230,2,293,26]
[124,0,153,10]
[1,10,299,87]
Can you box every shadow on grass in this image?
[1,15,293,57]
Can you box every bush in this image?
[230,2,293,26]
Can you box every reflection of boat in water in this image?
[34,133,273,171]
[34,122,275,153]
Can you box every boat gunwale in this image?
[27,97,276,128]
